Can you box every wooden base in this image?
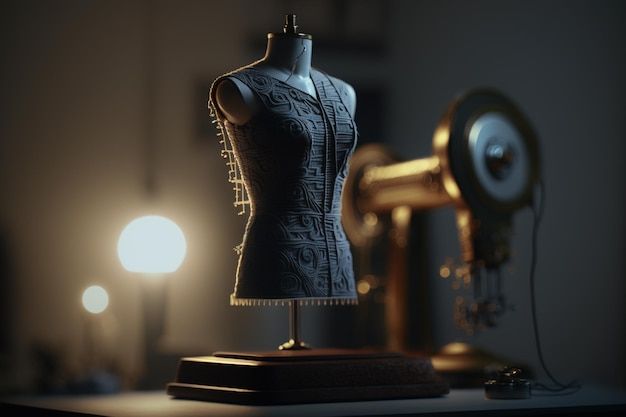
[167,349,449,405]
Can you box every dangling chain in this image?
[440,259,511,335]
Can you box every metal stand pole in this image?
[279,302,311,350]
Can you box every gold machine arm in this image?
[342,89,539,351]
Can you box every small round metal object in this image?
[485,142,514,180]
[468,112,530,204]
[500,366,522,379]
[484,378,531,399]
[485,367,531,399]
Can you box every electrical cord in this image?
[529,179,581,396]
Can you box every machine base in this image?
[431,342,530,388]
[167,349,448,405]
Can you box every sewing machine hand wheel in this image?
[342,89,539,335]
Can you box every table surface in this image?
[4,385,626,417]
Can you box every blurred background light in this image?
[82,285,109,315]
[117,215,187,274]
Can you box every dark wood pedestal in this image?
[167,349,449,405]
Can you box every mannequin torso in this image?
[215,34,356,125]
[209,23,359,303]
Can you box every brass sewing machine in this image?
[342,88,539,384]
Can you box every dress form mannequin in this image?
[215,15,356,125]
[207,14,363,345]
[209,13,361,308]
[166,15,448,404]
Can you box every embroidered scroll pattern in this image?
[210,68,358,303]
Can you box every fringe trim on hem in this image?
[230,296,358,307]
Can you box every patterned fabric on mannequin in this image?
[210,67,358,305]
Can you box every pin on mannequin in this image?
[215,14,357,125]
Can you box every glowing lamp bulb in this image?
[117,215,187,274]
[82,285,109,314]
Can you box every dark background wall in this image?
[385,0,626,387]
[0,0,624,392]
